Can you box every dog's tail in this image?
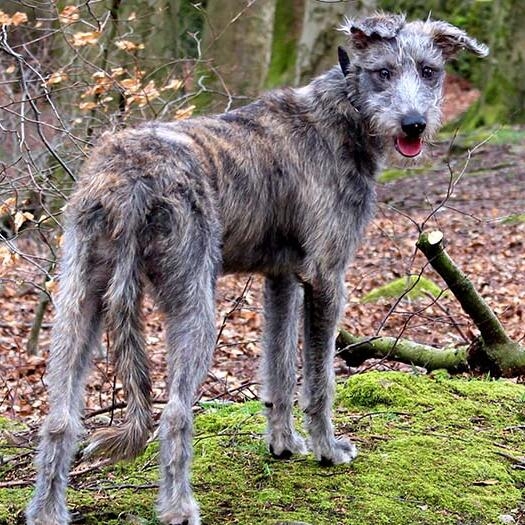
[84,184,153,462]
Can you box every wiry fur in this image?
[26,14,487,525]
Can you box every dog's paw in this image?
[158,496,201,525]
[315,437,357,466]
[25,499,71,525]
[268,432,308,459]
[25,511,69,525]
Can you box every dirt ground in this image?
[0,78,524,425]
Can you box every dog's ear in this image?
[338,46,351,76]
[426,20,489,59]
[340,14,405,49]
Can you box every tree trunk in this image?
[266,0,305,88]
[202,0,276,108]
[464,0,525,125]
[294,0,377,85]
[27,291,50,356]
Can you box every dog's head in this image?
[338,14,488,160]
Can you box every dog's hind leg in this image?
[301,273,357,466]
[155,275,216,525]
[26,228,106,525]
[260,274,307,458]
[150,228,219,525]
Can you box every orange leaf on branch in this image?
[59,5,79,25]
[71,31,101,47]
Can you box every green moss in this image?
[3,372,525,524]
[266,0,301,88]
[502,213,525,225]
[361,275,443,303]
[445,126,525,152]
[0,417,26,431]
[378,165,431,183]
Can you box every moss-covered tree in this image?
[465,0,525,125]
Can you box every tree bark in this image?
[416,231,510,347]
[415,230,525,377]
[202,0,276,107]
[27,291,50,356]
[464,0,525,125]
[294,0,378,85]
[266,0,305,88]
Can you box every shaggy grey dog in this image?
[26,13,487,525]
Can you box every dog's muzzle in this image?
[395,113,427,158]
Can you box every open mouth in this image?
[394,135,423,158]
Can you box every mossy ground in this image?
[1,372,524,524]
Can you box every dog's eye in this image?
[422,66,434,79]
[378,68,391,80]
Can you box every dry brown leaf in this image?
[0,197,16,215]
[13,211,34,232]
[79,101,97,111]
[71,31,101,47]
[161,79,184,92]
[0,245,18,268]
[59,5,79,24]
[45,279,58,294]
[0,10,28,26]
[45,70,68,86]
[115,40,144,52]
[175,105,196,120]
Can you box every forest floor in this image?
[2,372,525,524]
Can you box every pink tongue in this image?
[396,136,423,157]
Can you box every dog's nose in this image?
[401,114,427,137]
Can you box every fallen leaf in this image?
[175,105,196,120]
[161,79,183,92]
[13,211,34,232]
[115,40,144,52]
[45,70,68,86]
[11,11,28,25]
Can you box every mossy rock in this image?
[2,372,525,524]
[361,275,443,303]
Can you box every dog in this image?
[26,13,487,525]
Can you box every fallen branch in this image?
[336,329,469,372]
[339,230,525,377]
[416,230,525,377]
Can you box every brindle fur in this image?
[27,14,487,525]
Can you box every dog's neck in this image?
[297,66,386,172]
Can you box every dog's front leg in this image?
[261,274,308,459]
[301,273,357,465]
